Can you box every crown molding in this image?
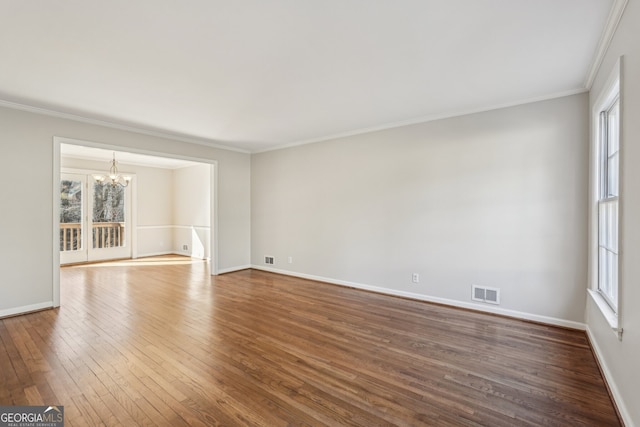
[0,98,250,154]
[0,87,590,156]
[584,0,629,89]
[254,88,588,154]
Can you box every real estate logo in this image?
[0,406,64,427]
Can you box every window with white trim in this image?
[597,94,619,312]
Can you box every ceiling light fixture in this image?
[93,152,131,187]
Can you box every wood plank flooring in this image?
[0,256,621,426]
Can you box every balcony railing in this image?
[60,222,125,251]
[60,223,81,251]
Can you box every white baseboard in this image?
[173,250,208,259]
[136,251,209,260]
[250,265,586,330]
[137,250,175,258]
[585,326,633,427]
[0,301,53,319]
[217,265,252,274]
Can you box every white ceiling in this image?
[0,0,615,153]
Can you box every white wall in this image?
[136,163,175,256]
[173,164,211,258]
[252,93,589,326]
[587,0,640,425]
[0,105,250,316]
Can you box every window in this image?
[597,97,619,312]
[590,58,622,337]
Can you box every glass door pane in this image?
[92,182,126,249]
[88,178,131,263]
[60,179,83,251]
[60,173,88,265]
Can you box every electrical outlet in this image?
[183,244,189,251]
[288,256,293,264]
[412,273,419,283]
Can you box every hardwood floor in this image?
[0,256,621,426]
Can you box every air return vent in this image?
[471,285,500,305]
[264,256,275,265]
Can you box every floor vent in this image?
[472,285,500,305]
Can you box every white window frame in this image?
[589,57,622,339]
[597,99,619,310]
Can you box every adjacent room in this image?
[0,1,638,425]
[59,143,213,265]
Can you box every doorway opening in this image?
[53,137,218,307]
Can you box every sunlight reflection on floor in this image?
[65,255,206,268]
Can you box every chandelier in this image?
[93,152,131,187]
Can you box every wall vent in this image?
[471,285,500,305]
[264,256,275,265]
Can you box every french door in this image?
[60,172,132,264]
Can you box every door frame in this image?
[52,137,219,308]
[59,172,89,264]
[59,169,135,264]
[87,172,134,262]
